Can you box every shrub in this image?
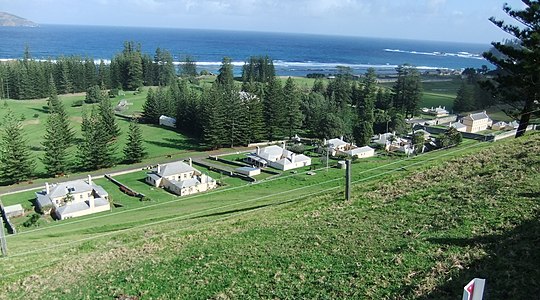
[140,196,152,202]
[23,213,41,227]
[33,113,39,118]
[109,88,119,98]
[71,99,83,107]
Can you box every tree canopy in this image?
[483,0,540,137]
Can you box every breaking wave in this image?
[383,48,484,60]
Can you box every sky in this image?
[0,0,528,43]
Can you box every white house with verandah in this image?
[325,137,375,159]
[146,159,217,196]
[461,111,493,133]
[245,143,312,171]
[35,175,110,220]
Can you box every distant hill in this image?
[0,12,38,27]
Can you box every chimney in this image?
[89,197,95,209]
[46,182,50,194]
[340,135,343,141]
[189,157,192,167]
[323,138,327,146]
[282,142,286,149]
[157,164,161,174]
[256,146,260,155]
[291,153,296,163]
[88,175,92,186]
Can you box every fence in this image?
[104,175,145,199]
[0,216,6,256]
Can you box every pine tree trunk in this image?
[515,100,533,138]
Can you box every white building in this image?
[462,111,493,133]
[245,143,312,171]
[448,122,467,132]
[4,204,24,218]
[159,115,176,128]
[35,176,110,220]
[236,167,261,177]
[343,146,376,158]
[146,160,217,196]
[325,137,375,159]
[422,106,450,117]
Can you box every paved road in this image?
[0,146,254,196]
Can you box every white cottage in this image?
[245,143,311,171]
[35,176,110,220]
[325,137,375,159]
[159,115,176,128]
[146,160,217,196]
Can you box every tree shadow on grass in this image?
[413,214,540,300]
[146,137,204,152]
[30,107,49,114]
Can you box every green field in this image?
[2,132,538,298]
[0,88,207,179]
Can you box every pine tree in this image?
[453,82,475,112]
[85,85,103,104]
[47,80,74,147]
[98,93,120,139]
[217,57,235,86]
[77,108,116,171]
[141,88,160,124]
[283,77,303,138]
[42,113,69,176]
[0,111,34,184]
[123,118,147,163]
[201,88,226,149]
[393,65,423,118]
[222,86,248,147]
[264,77,286,140]
[245,92,265,144]
[483,2,540,137]
[354,68,377,146]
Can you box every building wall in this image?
[272,160,311,171]
[51,190,92,206]
[355,150,375,158]
[57,203,111,220]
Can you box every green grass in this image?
[2,134,533,299]
[421,92,455,111]
[0,87,207,179]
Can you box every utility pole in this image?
[345,159,351,201]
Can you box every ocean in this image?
[0,24,491,76]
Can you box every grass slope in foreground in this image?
[2,133,540,299]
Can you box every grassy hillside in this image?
[0,88,204,178]
[1,133,538,299]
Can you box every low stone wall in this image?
[247,140,287,148]
[104,175,145,198]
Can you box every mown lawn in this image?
[2,133,535,299]
[0,87,208,180]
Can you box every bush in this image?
[288,144,305,154]
[109,88,119,98]
[33,113,39,118]
[23,213,41,227]
[71,99,83,107]
[140,196,152,202]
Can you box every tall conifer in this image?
[123,119,146,163]
[0,111,34,184]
